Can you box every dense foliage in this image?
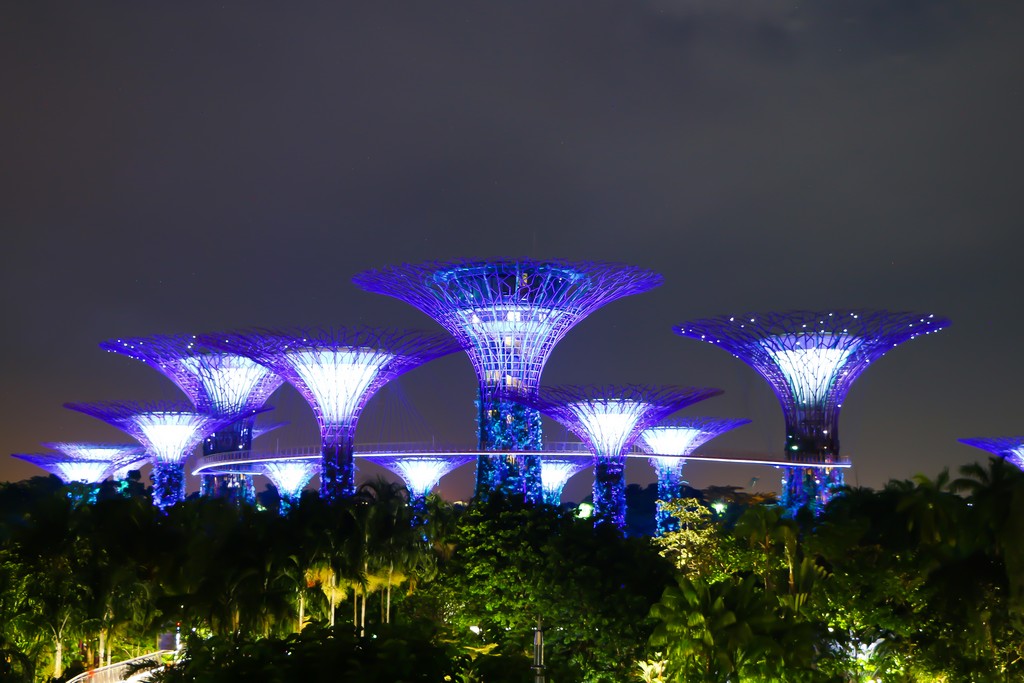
[1,459,1023,682]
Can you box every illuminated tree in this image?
[675,310,950,513]
[353,258,662,502]
[639,417,750,534]
[362,453,475,502]
[101,334,285,500]
[519,385,722,528]
[959,437,1024,470]
[539,456,591,506]
[12,442,143,486]
[64,401,257,508]
[201,327,460,501]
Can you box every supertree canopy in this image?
[101,334,285,501]
[353,258,663,501]
[201,327,461,501]
[674,309,950,513]
[362,454,475,500]
[638,417,750,534]
[260,459,320,510]
[64,400,256,508]
[539,456,591,506]
[959,437,1024,470]
[519,385,722,528]
[12,450,116,485]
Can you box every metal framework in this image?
[363,454,475,500]
[64,400,255,508]
[12,452,115,485]
[539,456,592,506]
[674,309,950,513]
[353,258,663,500]
[959,437,1024,470]
[638,417,750,534]
[101,334,286,502]
[200,327,461,501]
[261,459,320,510]
[519,385,722,528]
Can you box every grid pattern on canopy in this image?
[522,385,724,459]
[353,259,662,397]
[100,335,284,414]
[539,456,592,504]
[639,417,751,456]
[959,437,1024,470]
[674,310,950,462]
[11,453,113,484]
[261,460,320,499]
[363,454,475,499]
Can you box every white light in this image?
[263,461,318,498]
[53,461,112,484]
[568,400,651,458]
[136,413,213,463]
[640,427,704,456]
[180,355,276,412]
[762,334,859,406]
[1009,447,1024,470]
[285,348,395,425]
[540,458,590,500]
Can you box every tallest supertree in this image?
[674,310,950,512]
[354,258,662,501]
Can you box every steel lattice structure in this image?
[261,460,320,510]
[959,437,1024,470]
[638,417,750,535]
[539,456,592,506]
[12,451,115,485]
[519,385,722,528]
[674,309,950,514]
[101,334,286,503]
[64,400,257,508]
[353,258,663,501]
[363,454,476,501]
[200,327,461,501]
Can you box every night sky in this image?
[2,1,1022,501]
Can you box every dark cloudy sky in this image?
[2,1,1022,499]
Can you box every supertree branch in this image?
[200,327,461,500]
[363,454,475,500]
[11,452,115,485]
[64,400,263,508]
[674,310,949,463]
[960,437,1024,470]
[539,456,591,506]
[100,334,284,414]
[518,384,722,528]
[261,460,320,509]
[638,417,750,535]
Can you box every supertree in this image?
[362,454,475,502]
[638,417,750,534]
[100,334,285,501]
[259,458,320,511]
[11,449,120,485]
[353,258,662,502]
[518,385,722,528]
[674,310,950,514]
[539,456,591,506]
[959,437,1024,470]
[200,327,461,501]
[64,400,258,508]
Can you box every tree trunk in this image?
[98,627,107,669]
[298,590,305,633]
[53,636,62,678]
[360,590,367,637]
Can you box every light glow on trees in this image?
[262,460,319,500]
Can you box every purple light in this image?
[262,460,319,500]
[519,385,722,528]
[675,310,950,513]
[959,437,1024,470]
[539,456,591,505]
[363,454,475,499]
[200,327,460,500]
[354,259,662,499]
[11,453,112,484]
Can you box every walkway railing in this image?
[67,651,174,683]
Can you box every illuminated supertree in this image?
[539,456,591,506]
[519,385,722,528]
[100,334,285,501]
[362,454,475,501]
[674,310,950,514]
[260,459,320,511]
[638,417,750,534]
[64,400,257,508]
[959,437,1024,470]
[252,420,289,441]
[354,258,662,501]
[201,327,461,501]
[12,451,115,485]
